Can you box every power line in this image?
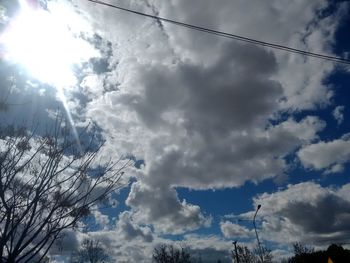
[86,0,350,65]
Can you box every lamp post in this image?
[253,204,263,263]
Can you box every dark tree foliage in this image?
[71,239,112,263]
[292,242,314,256]
[0,118,129,263]
[153,244,192,263]
[288,243,350,263]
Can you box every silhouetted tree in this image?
[71,238,112,263]
[292,242,314,256]
[288,243,350,263]
[232,245,256,263]
[327,244,350,262]
[0,118,129,263]
[256,246,273,263]
[153,244,192,263]
[232,245,272,263]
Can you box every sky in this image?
[0,0,350,262]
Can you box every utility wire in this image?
[86,0,350,65]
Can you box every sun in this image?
[0,0,99,88]
[0,0,99,151]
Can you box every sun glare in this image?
[0,0,99,152]
[0,0,98,88]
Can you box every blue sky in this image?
[1,0,350,262]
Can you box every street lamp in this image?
[253,204,263,263]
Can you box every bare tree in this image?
[153,244,192,263]
[256,246,273,263]
[71,238,111,263]
[232,245,257,263]
[232,245,273,263]
[0,117,130,263]
[292,242,314,256]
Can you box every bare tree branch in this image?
[0,118,130,262]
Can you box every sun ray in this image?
[57,88,82,152]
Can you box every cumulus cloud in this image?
[50,229,81,255]
[126,182,211,234]
[239,182,350,245]
[152,0,343,111]
[139,115,324,190]
[123,42,281,132]
[91,209,110,230]
[220,221,253,238]
[74,0,342,182]
[50,218,154,262]
[68,0,349,236]
[53,230,233,263]
[183,234,232,262]
[298,136,350,173]
[75,230,154,263]
[2,0,348,260]
[333,105,345,125]
[116,211,154,243]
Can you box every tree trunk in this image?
[6,255,15,263]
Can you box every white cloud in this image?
[80,230,155,263]
[51,230,233,263]
[2,0,348,255]
[48,182,350,261]
[333,105,345,125]
[115,211,154,242]
[220,221,253,238]
[67,0,349,235]
[152,0,343,111]
[54,0,350,260]
[126,181,211,234]
[70,0,344,191]
[91,209,110,230]
[298,136,350,172]
[241,182,350,245]
[183,234,233,262]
